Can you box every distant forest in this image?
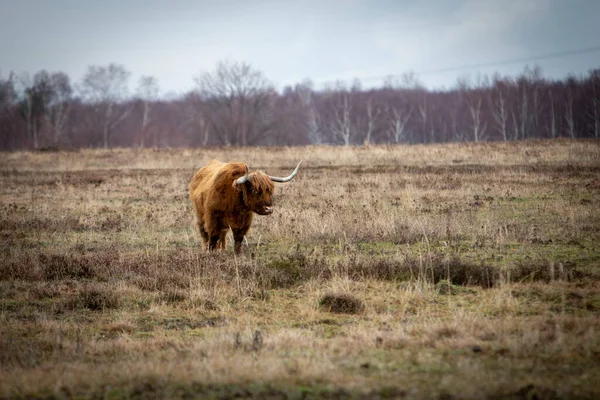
[1,61,599,150]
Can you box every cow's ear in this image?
[232,164,250,189]
[233,178,252,191]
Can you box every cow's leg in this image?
[232,228,248,255]
[218,230,227,250]
[193,202,210,249]
[205,214,224,252]
[198,221,209,247]
[206,225,222,252]
[208,234,220,251]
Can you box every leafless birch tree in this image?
[136,75,159,148]
[490,86,509,141]
[387,102,413,143]
[588,69,600,138]
[44,72,72,146]
[80,63,133,149]
[467,95,487,142]
[195,61,275,146]
[547,89,558,138]
[361,97,381,145]
[330,92,353,146]
[564,90,576,138]
[296,81,323,144]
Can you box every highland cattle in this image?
[189,159,303,254]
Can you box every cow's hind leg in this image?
[206,220,225,252]
[208,234,219,251]
[194,200,210,249]
[197,221,209,247]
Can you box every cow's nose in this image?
[264,206,273,214]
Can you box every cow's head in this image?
[234,160,303,215]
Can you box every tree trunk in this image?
[564,94,576,139]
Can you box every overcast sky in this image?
[1,0,599,96]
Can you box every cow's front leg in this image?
[232,228,248,255]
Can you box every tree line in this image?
[1,61,599,150]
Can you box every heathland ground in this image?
[1,140,599,399]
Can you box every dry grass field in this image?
[1,140,600,399]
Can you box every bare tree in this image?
[0,72,18,148]
[296,80,323,144]
[195,61,275,146]
[490,77,510,141]
[444,90,465,142]
[136,75,159,148]
[328,89,353,146]
[510,81,528,141]
[18,73,41,149]
[467,95,487,142]
[17,71,72,148]
[383,73,423,143]
[387,102,413,143]
[0,73,16,113]
[44,72,72,146]
[417,93,431,143]
[525,66,543,138]
[383,71,424,90]
[306,102,322,144]
[510,66,543,140]
[361,96,381,145]
[457,75,489,143]
[547,89,558,138]
[588,69,600,138]
[181,92,211,147]
[518,89,527,140]
[530,85,542,138]
[80,63,132,149]
[564,89,576,138]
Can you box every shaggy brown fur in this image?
[189,160,280,254]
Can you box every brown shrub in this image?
[0,330,57,368]
[40,253,98,280]
[427,256,497,288]
[157,288,189,303]
[67,283,121,311]
[319,292,365,314]
[0,250,116,282]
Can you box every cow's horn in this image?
[268,160,303,183]
[235,165,250,185]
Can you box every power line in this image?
[418,45,600,76]
[318,44,600,86]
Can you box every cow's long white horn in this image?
[235,165,250,185]
[268,160,303,183]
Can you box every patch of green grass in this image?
[355,241,398,254]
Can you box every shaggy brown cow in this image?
[189,159,303,254]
